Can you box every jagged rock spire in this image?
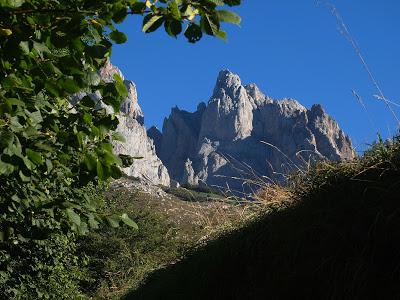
[151,69,355,190]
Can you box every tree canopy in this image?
[0,0,241,298]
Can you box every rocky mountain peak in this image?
[275,98,307,117]
[153,69,356,191]
[245,83,272,107]
[310,103,325,116]
[212,69,244,100]
[200,70,253,141]
[120,81,144,125]
[215,69,242,89]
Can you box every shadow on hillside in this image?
[124,158,400,300]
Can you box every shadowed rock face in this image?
[73,61,170,186]
[150,70,355,192]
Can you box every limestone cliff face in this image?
[199,70,254,142]
[151,70,355,191]
[151,103,206,181]
[74,61,170,186]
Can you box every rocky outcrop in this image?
[151,103,206,181]
[73,61,170,186]
[147,126,163,156]
[152,70,355,192]
[199,70,254,141]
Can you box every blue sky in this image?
[111,0,400,153]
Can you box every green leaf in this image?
[80,95,95,108]
[45,159,53,173]
[19,170,31,182]
[45,81,60,97]
[113,74,128,98]
[19,41,30,54]
[66,208,81,226]
[0,160,14,175]
[169,1,181,20]
[1,74,22,90]
[223,0,241,6]
[85,71,101,86]
[120,213,139,229]
[61,78,80,93]
[32,41,50,59]
[77,221,88,235]
[96,160,105,180]
[109,31,128,44]
[184,23,203,43]
[130,2,146,14]
[2,0,25,8]
[142,14,164,33]
[216,10,241,25]
[110,164,123,179]
[165,19,182,37]
[76,131,85,148]
[112,6,128,24]
[28,111,43,126]
[9,116,23,132]
[200,13,220,36]
[22,156,35,170]
[209,0,225,5]
[26,149,43,165]
[106,215,120,228]
[215,29,227,41]
[84,154,97,171]
[0,131,14,148]
[88,214,99,229]
[6,98,25,108]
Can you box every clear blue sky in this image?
[111,0,400,153]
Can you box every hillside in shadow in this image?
[125,138,400,300]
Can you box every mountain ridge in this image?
[148,69,355,192]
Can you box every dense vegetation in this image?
[0,0,241,298]
[128,137,400,299]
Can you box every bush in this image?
[0,233,86,299]
[78,189,184,299]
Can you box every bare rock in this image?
[199,70,254,141]
[147,126,163,156]
[152,70,355,191]
[182,159,199,186]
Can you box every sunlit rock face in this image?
[151,70,355,192]
[73,61,170,186]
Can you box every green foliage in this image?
[0,0,241,297]
[78,189,184,299]
[0,233,87,299]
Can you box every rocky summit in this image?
[148,70,355,193]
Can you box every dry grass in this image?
[127,137,400,300]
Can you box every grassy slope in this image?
[126,140,400,300]
[79,185,264,299]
